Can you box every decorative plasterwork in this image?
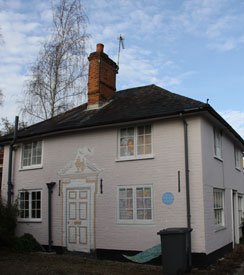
[58,147,102,176]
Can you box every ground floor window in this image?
[18,190,42,221]
[213,188,225,227]
[238,195,243,226]
[117,185,153,223]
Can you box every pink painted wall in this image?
[201,116,244,254]
[1,116,212,253]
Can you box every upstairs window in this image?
[213,188,225,227]
[214,128,222,159]
[119,125,152,159]
[19,190,42,221]
[21,141,43,169]
[234,146,242,170]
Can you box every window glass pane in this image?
[128,127,134,136]
[36,210,41,218]
[144,188,151,197]
[120,137,127,146]
[137,146,144,155]
[127,139,134,156]
[138,126,144,135]
[138,136,144,145]
[137,198,144,208]
[145,209,152,219]
[145,125,151,134]
[145,198,151,208]
[119,199,126,209]
[120,147,126,157]
[127,188,133,198]
[145,145,151,154]
[127,199,133,208]
[145,135,151,144]
[137,209,144,219]
[120,128,127,137]
[136,188,143,198]
[119,188,126,198]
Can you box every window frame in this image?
[20,140,43,170]
[214,128,222,160]
[18,189,42,222]
[238,194,244,227]
[234,146,242,171]
[117,185,153,224]
[213,188,225,228]
[117,125,153,161]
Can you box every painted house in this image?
[0,44,244,266]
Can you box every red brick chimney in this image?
[87,43,118,109]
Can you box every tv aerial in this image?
[117,35,125,69]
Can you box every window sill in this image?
[18,219,42,223]
[214,156,223,162]
[116,154,154,162]
[117,220,154,225]
[215,225,226,232]
[19,165,43,171]
[235,167,241,172]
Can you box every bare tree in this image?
[21,0,89,122]
[0,117,27,136]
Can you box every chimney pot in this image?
[96,43,104,53]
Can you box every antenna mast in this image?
[117,35,125,68]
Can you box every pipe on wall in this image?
[7,116,19,208]
[180,113,192,269]
[46,182,56,252]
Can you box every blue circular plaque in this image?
[162,192,174,205]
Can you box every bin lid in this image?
[157,227,192,235]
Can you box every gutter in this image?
[46,182,56,252]
[7,116,19,208]
[179,113,192,269]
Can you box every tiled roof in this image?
[0,84,243,146]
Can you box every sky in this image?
[0,0,244,138]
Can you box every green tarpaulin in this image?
[123,244,161,263]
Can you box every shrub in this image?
[14,233,42,252]
[0,199,18,247]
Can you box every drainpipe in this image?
[180,113,192,269]
[46,182,56,252]
[7,116,19,208]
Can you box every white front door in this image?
[66,188,91,252]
